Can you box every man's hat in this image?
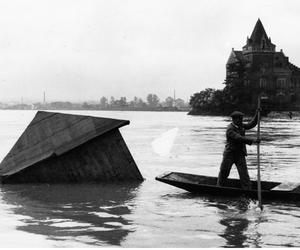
[230,111,245,118]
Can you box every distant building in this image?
[226,19,300,110]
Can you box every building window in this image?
[291,94,296,104]
[290,79,296,88]
[276,78,286,88]
[262,39,266,50]
[259,78,267,88]
[297,78,300,88]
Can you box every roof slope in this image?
[0,111,129,176]
[289,62,300,74]
[227,50,244,65]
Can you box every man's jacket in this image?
[223,114,258,156]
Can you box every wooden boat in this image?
[155,172,300,201]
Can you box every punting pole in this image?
[257,95,263,210]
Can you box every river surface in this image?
[0,110,299,247]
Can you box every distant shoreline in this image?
[0,109,298,118]
[0,108,189,112]
[188,110,300,118]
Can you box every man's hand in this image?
[252,138,261,144]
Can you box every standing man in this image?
[217,110,260,190]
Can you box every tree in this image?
[137,98,147,108]
[82,102,91,110]
[189,88,216,111]
[119,97,127,107]
[100,96,108,108]
[133,96,139,106]
[164,96,174,107]
[110,96,115,106]
[174,98,186,109]
[129,96,145,109]
[223,61,257,113]
[146,94,160,108]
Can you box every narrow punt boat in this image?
[155,172,300,201]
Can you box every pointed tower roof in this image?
[0,111,129,176]
[226,49,244,65]
[250,18,269,44]
[243,18,276,53]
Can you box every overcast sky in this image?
[1,0,300,103]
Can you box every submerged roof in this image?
[0,111,129,176]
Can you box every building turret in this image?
[243,19,276,53]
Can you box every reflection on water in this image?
[0,183,141,247]
[201,195,300,248]
[214,198,261,248]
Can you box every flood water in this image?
[0,110,299,247]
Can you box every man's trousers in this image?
[217,152,252,190]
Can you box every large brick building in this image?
[226,19,300,110]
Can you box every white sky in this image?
[1,0,300,103]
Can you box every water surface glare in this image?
[0,110,299,247]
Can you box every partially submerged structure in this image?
[0,111,143,183]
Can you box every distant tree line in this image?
[95,94,188,111]
[0,94,189,111]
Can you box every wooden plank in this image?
[271,182,300,191]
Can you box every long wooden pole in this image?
[257,95,263,210]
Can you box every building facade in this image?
[226,19,300,111]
